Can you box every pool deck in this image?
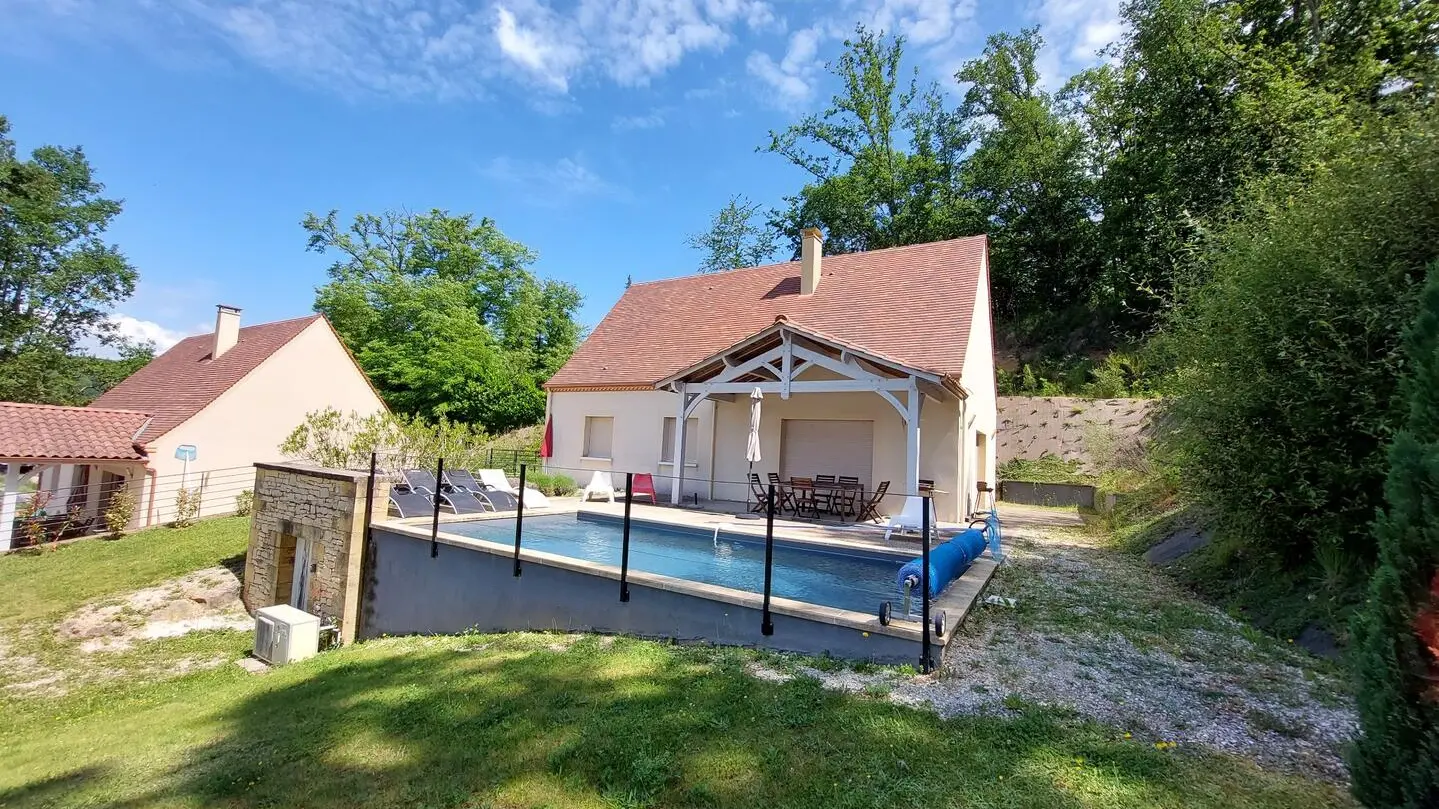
[390,496,1053,645]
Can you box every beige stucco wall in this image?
[549,381,967,521]
[139,320,387,526]
[959,255,999,515]
[545,390,718,499]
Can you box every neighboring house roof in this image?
[0,402,151,461]
[92,315,321,442]
[546,236,988,390]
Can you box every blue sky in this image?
[1,0,1120,350]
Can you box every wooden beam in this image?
[698,379,915,395]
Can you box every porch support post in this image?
[905,381,922,497]
[781,331,792,400]
[672,384,689,505]
[0,462,19,551]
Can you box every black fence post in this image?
[487,448,494,469]
[619,472,633,602]
[761,484,776,636]
[356,451,378,639]
[429,457,445,559]
[920,493,932,674]
[512,464,526,577]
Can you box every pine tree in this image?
[1349,263,1439,809]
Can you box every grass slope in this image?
[0,517,1355,808]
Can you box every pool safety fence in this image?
[364,457,940,672]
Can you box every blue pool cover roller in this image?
[896,528,988,598]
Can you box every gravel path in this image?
[753,506,1357,782]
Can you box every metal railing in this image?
[368,454,944,674]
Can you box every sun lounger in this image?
[402,469,494,515]
[472,468,551,509]
[580,471,615,503]
[883,494,939,540]
[389,484,437,518]
[445,469,522,510]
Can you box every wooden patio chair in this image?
[789,476,820,518]
[748,473,770,513]
[767,472,797,512]
[814,474,838,514]
[918,478,936,495]
[855,480,890,523]
[837,475,862,517]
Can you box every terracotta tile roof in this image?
[546,236,988,389]
[92,315,321,442]
[0,402,151,461]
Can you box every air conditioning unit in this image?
[254,604,320,665]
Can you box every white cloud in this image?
[108,315,193,352]
[612,109,668,131]
[4,0,781,99]
[744,0,979,108]
[1028,0,1124,86]
[479,156,628,204]
[746,25,825,107]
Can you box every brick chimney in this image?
[800,227,823,295]
[212,305,241,359]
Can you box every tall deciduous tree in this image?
[686,195,779,273]
[1349,262,1439,809]
[761,26,973,257]
[0,114,138,401]
[956,29,1101,342]
[306,209,582,433]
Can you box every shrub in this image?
[1349,264,1439,809]
[280,408,493,472]
[996,454,1091,484]
[1164,116,1439,568]
[234,489,254,517]
[103,487,136,539]
[172,487,200,528]
[526,471,576,496]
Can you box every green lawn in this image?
[0,518,1356,808]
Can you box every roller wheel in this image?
[933,610,947,638]
[879,601,892,626]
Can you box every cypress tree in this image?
[1349,263,1439,808]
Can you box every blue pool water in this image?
[444,514,903,614]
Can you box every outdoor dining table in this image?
[786,478,864,523]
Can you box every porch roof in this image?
[0,402,152,462]
[656,318,966,401]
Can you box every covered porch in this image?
[658,318,975,522]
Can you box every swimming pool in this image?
[442,513,903,614]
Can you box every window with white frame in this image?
[583,416,614,460]
[661,417,699,465]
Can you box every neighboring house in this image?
[0,306,386,549]
[544,230,998,522]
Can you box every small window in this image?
[583,416,614,460]
[661,417,699,464]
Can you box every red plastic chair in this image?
[630,473,658,504]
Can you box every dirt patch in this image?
[56,566,251,653]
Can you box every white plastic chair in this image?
[580,471,615,503]
[883,495,939,540]
[477,468,552,509]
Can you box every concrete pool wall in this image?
[365,520,938,664]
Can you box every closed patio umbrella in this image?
[747,387,763,509]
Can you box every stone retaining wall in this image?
[241,462,390,644]
[997,396,1156,472]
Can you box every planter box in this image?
[998,480,1096,509]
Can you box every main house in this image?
[0,306,386,548]
[543,230,997,522]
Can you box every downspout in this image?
[958,395,969,520]
[145,466,158,528]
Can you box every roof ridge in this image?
[0,401,151,416]
[629,235,987,289]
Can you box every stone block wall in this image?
[997,396,1156,473]
[241,461,390,644]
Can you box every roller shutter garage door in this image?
[780,419,874,488]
